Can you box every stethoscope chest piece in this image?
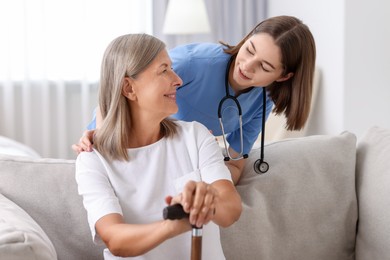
[254,159,269,174]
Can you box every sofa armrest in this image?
[0,156,105,260]
[0,193,57,260]
[356,126,390,259]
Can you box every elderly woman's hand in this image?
[181,181,218,228]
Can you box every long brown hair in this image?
[221,16,316,130]
[94,34,177,161]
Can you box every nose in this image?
[172,71,183,88]
[242,58,256,73]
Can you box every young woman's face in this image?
[129,49,182,119]
[232,33,289,91]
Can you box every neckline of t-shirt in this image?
[126,136,166,153]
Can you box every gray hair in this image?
[95,34,177,161]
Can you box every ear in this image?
[122,77,137,101]
[276,72,294,82]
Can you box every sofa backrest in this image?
[0,155,104,260]
[220,131,358,260]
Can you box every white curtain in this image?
[154,0,267,49]
[0,0,266,159]
[0,0,152,159]
[0,0,152,82]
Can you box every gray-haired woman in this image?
[75,33,242,260]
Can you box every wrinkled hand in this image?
[71,129,95,154]
[167,181,217,228]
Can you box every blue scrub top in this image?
[169,43,273,154]
[88,43,274,154]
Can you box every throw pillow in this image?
[220,132,357,260]
[0,193,57,260]
[0,136,41,158]
[355,126,390,259]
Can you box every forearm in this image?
[225,147,246,185]
[211,180,242,227]
[96,214,190,257]
[226,163,242,185]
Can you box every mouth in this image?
[164,93,176,100]
[238,68,250,80]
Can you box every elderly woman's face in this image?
[128,49,183,119]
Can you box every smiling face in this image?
[230,33,292,92]
[125,49,183,121]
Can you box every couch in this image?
[0,126,389,260]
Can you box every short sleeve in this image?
[194,122,232,184]
[75,150,123,244]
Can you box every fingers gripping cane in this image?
[163,204,202,260]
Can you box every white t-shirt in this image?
[76,121,232,260]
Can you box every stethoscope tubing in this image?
[218,56,247,161]
[260,89,266,162]
[217,95,242,118]
[218,56,269,173]
[253,89,269,174]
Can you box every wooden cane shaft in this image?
[191,235,202,260]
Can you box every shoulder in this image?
[172,121,217,155]
[175,120,210,137]
[169,42,228,61]
[176,120,209,131]
[76,149,99,164]
[76,149,108,172]
[169,43,230,82]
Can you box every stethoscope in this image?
[217,57,269,174]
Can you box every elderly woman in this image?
[75,33,242,260]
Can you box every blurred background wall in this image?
[0,0,389,159]
[268,0,390,138]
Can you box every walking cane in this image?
[163,204,202,260]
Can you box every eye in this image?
[261,64,271,73]
[246,47,254,55]
[164,66,175,74]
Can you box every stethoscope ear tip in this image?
[243,154,249,159]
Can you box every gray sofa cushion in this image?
[221,132,358,260]
[355,126,390,259]
[0,193,57,260]
[0,155,104,260]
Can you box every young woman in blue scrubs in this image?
[73,15,316,184]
